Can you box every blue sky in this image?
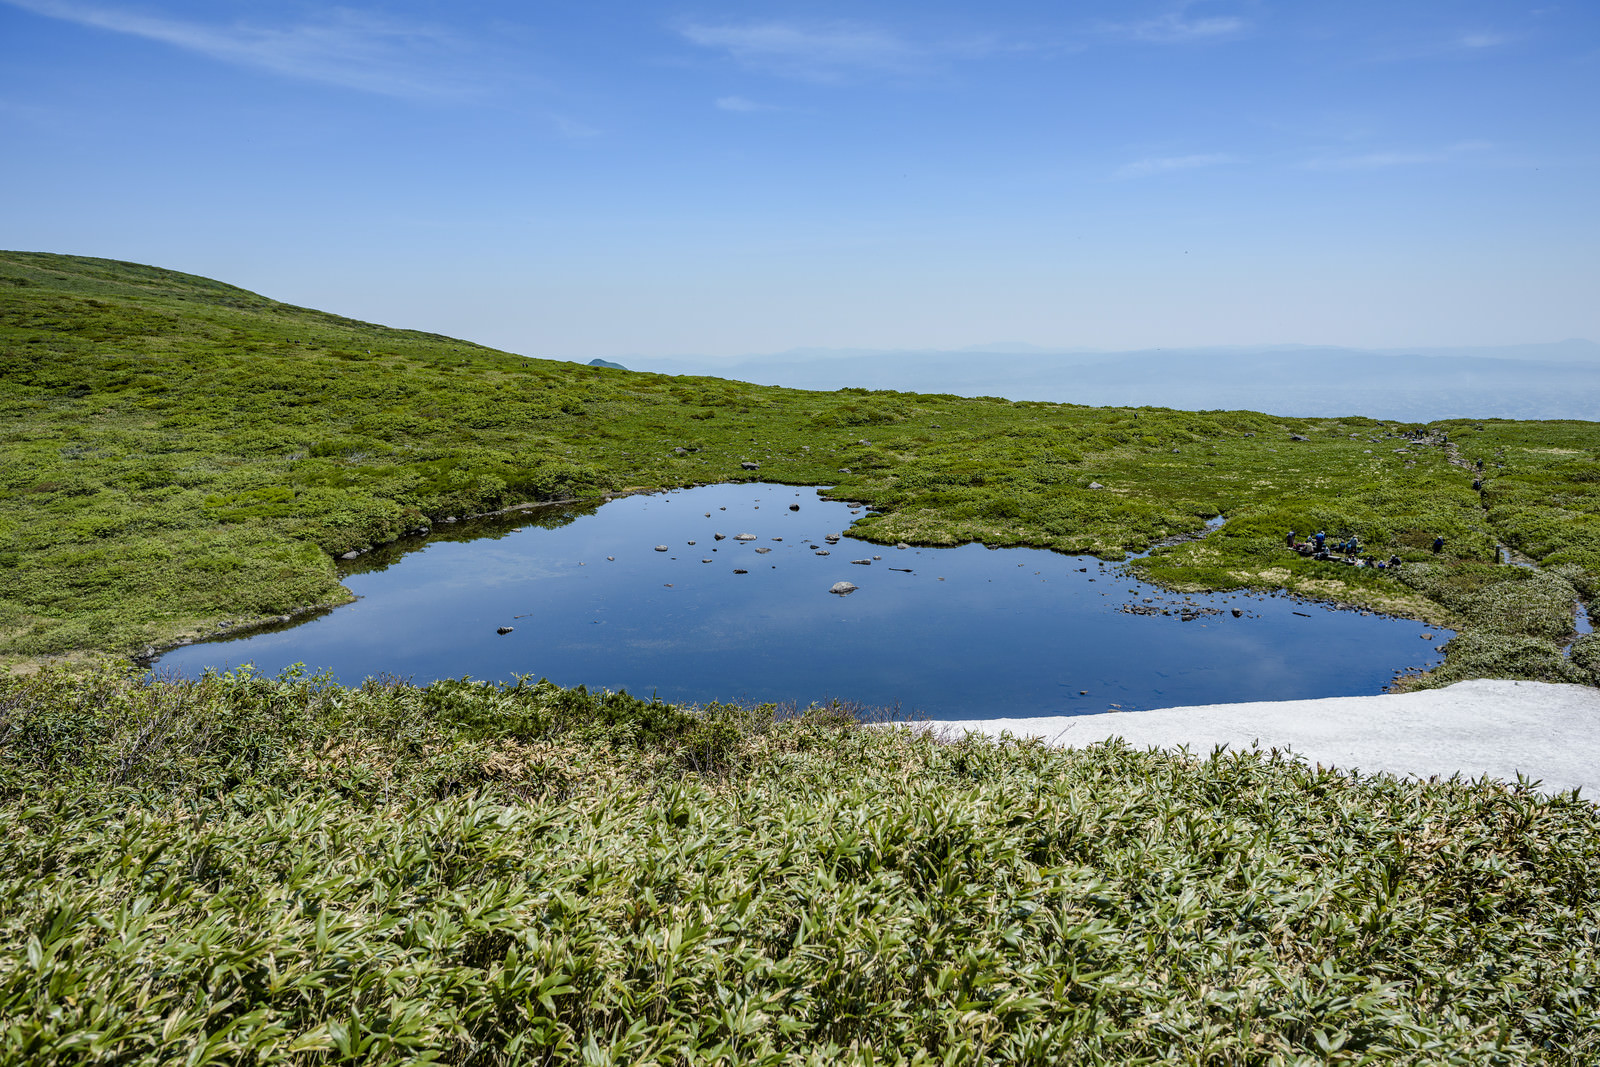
[3,1,1597,359]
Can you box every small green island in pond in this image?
[4,251,1600,1063]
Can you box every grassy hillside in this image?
[1,251,1597,686]
[4,254,1600,1063]
[4,664,1598,1064]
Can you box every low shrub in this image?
[2,666,1600,1063]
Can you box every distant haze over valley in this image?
[624,340,1600,423]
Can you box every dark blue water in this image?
[155,484,1450,718]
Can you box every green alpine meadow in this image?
[4,251,1600,1064]
[4,252,1595,683]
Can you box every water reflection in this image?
[156,484,1450,718]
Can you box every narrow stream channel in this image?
[155,484,1452,718]
[1499,544,1593,654]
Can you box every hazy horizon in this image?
[613,337,1600,365]
[618,339,1600,423]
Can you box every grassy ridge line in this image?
[1,250,1597,685]
[3,663,1598,1064]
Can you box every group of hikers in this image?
[1283,528,1442,571]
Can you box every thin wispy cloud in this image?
[680,20,926,83]
[1308,150,1437,171]
[550,114,600,139]
[1,0,475,99]
[715,95,777,113]
[1115,153,1235,178]
[1303,141,1491,171]
[1101,3,1248,44]
[1371,29,1518,62]
[0,97,57,125]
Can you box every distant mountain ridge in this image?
[625,341,1600,422]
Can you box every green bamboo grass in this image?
[3,664,1598,1064]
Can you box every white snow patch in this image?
[920,679,1600,796]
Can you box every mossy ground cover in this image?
[4,664,1599,1064]
[2,250,1597,686]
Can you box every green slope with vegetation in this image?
[1,250,1596,684]
[3,664,1598,1064]
[5,254,1600,1063]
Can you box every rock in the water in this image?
[340,550,360,560]
[714,532,726,540]
[654,545,669,552]
[789,504,800,511]
[829,581,858,595]
[687,540,695,545]
[755,547,772,554]
[702,558,713,563]
[851,559,871,565]
[1231,608,1243,617]
[735,533,757,541]
[896,542,909,549]
[496,626,514,635]
[815,550,830,556]
[733,568,748,574]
